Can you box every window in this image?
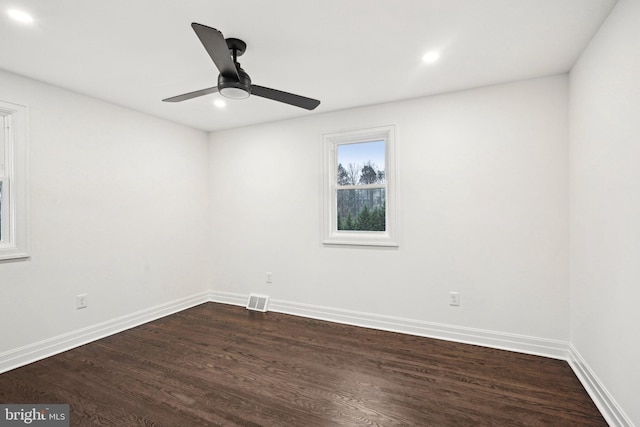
[0,100,30,260]
[323,125,397,246]
[0,129,4,241]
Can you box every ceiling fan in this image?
[163,23,320,110]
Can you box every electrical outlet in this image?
[266,272,272,283]
[76,294,88,309]
[449,291,460,307]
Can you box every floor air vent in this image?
[246,294,269,312]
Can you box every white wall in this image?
[209,75,569,342]
[570,0,640,424]
[0,70,211,354]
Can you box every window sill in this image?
[0,249,30,261]
[323,232,399,247]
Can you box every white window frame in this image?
[322,125,398,247]
[0,100,30,260]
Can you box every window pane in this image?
[337,188,385,231]
[337,140,385,185]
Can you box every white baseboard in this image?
[271,299,570,359]
[208,290,247,307]
[208,291,569,360]
[568,344,633,427]
[0,291,210,374]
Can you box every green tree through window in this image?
[336,141,386,231]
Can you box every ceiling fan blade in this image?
[191,23,239,80]
[251,85,320,110]
[162,86,219,102]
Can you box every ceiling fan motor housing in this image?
[218,66,252,99]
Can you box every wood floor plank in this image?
[0,303,606,426]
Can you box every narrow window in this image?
[323,125,398,246]
[0,116,5,242]
[0,100,30,260]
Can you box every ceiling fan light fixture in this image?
[220,86,250,100]
[217,66,252,99]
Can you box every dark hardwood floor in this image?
[0,303,606,426]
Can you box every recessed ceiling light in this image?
[7,9,34,24]
[213,99,226,108]
[422,50,440,64]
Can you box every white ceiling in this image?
[0,0,617,132]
